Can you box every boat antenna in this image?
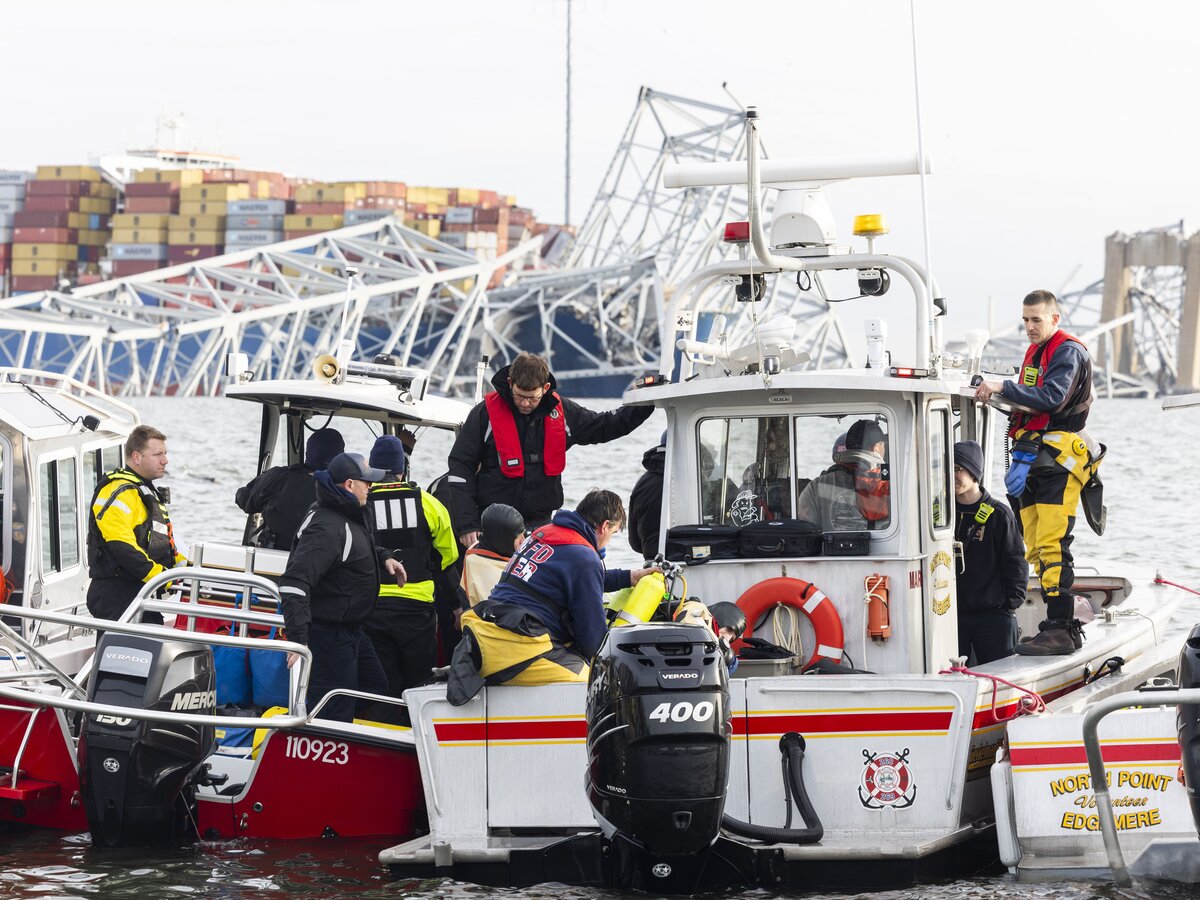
[908,0,936,360]
[12,378,99,431]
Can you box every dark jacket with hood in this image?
[955,487,1028,614]
[628,443,666,559]
[488,509,632,659]
[235,464,317,550]
[446,365,653,535]
[277,471,388,646]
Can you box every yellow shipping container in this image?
[67,212,90,229]
[181,183,250,202]
[79,229,108,247]
[283,214,343,231]
[112,213,171,230]
[91,182,116,200]
[178,200,228,216]
[169,214,225,231]
[407,218,441,238]
[167,230,224,246]
[13,243,78,261]
[293,184,356,204]
[35,165,102,181]
[12,259,72,276]
[456,188,481,205]
[132,169,205,186]
[112,228,168,244]
[79,197,114,215]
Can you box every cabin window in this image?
[696,412,892,531]
[39,457,79,574]
[83,444,124,493]
[697,416,793,525]
[793,414,891,533]
[929,407,951,529]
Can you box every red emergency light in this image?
[723,221,750,243]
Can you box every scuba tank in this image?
[607,571,666,627]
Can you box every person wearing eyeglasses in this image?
[446,351,653,548]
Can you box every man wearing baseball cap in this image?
[278,452,407,722]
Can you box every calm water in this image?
[2,394,1199,898]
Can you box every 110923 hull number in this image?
[284,735,349,764]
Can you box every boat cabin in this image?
[0,370,136,660]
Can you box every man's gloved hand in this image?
[1005,441,1040,496]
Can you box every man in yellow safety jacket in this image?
[87,424,186,624]
[362,435,461,723]
[975,289,1103,655]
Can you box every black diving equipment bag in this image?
[665,524,740,563]
[739,519,822,558]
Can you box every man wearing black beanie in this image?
[953,440,1028,663]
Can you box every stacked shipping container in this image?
[0,157,553,296]
[10,166,113,292]
[0,171,32,293]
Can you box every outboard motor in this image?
[1177,625,1200,834]
[79,633,216,847]
[586,622,730,891]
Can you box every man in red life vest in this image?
[446,352,653,547]
[975,290,1101,656]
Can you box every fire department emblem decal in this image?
[859,748,916,809]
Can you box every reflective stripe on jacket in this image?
[87,468,182,583]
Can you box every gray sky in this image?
[3,0,1197,344]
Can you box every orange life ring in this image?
[734,577,845,671]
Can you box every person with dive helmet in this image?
[953,440,1028,663]
[795,418,890,532]
[87,424,186,625]
[446,490,656,702]
[460,503,527,608]
[974,289,1104,656]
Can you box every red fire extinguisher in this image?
[866,574,890,641]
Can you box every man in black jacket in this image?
[447,352,653,546]
[278,452,406,722]
[234,428,343,549]
[953,441,1028,664]
[628,431,666,560]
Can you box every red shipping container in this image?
[478,190,499,207]
[13,211,70,228]
[10,275,60,291]
[112,259,162,277]
[125,197,177,213]
[26,180,94,197]
[167,245,222,264]
[124,182,180,198]
[283,230,322,240]
[24,195,82,213]
[13,227,77,244]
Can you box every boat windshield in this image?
[697,412,891,531]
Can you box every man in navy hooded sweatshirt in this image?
[447,489,654,700]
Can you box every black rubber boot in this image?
[1015,619,1076,656]
[1067,618,1086,651]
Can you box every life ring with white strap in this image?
[734,577,845,672]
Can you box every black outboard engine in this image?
[586,622,730,891]
[1177,625,1200,834]
[79,633,216,847]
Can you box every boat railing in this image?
[1079,684,1200,886]
[0,367,139,425]
[0,603,312,731]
